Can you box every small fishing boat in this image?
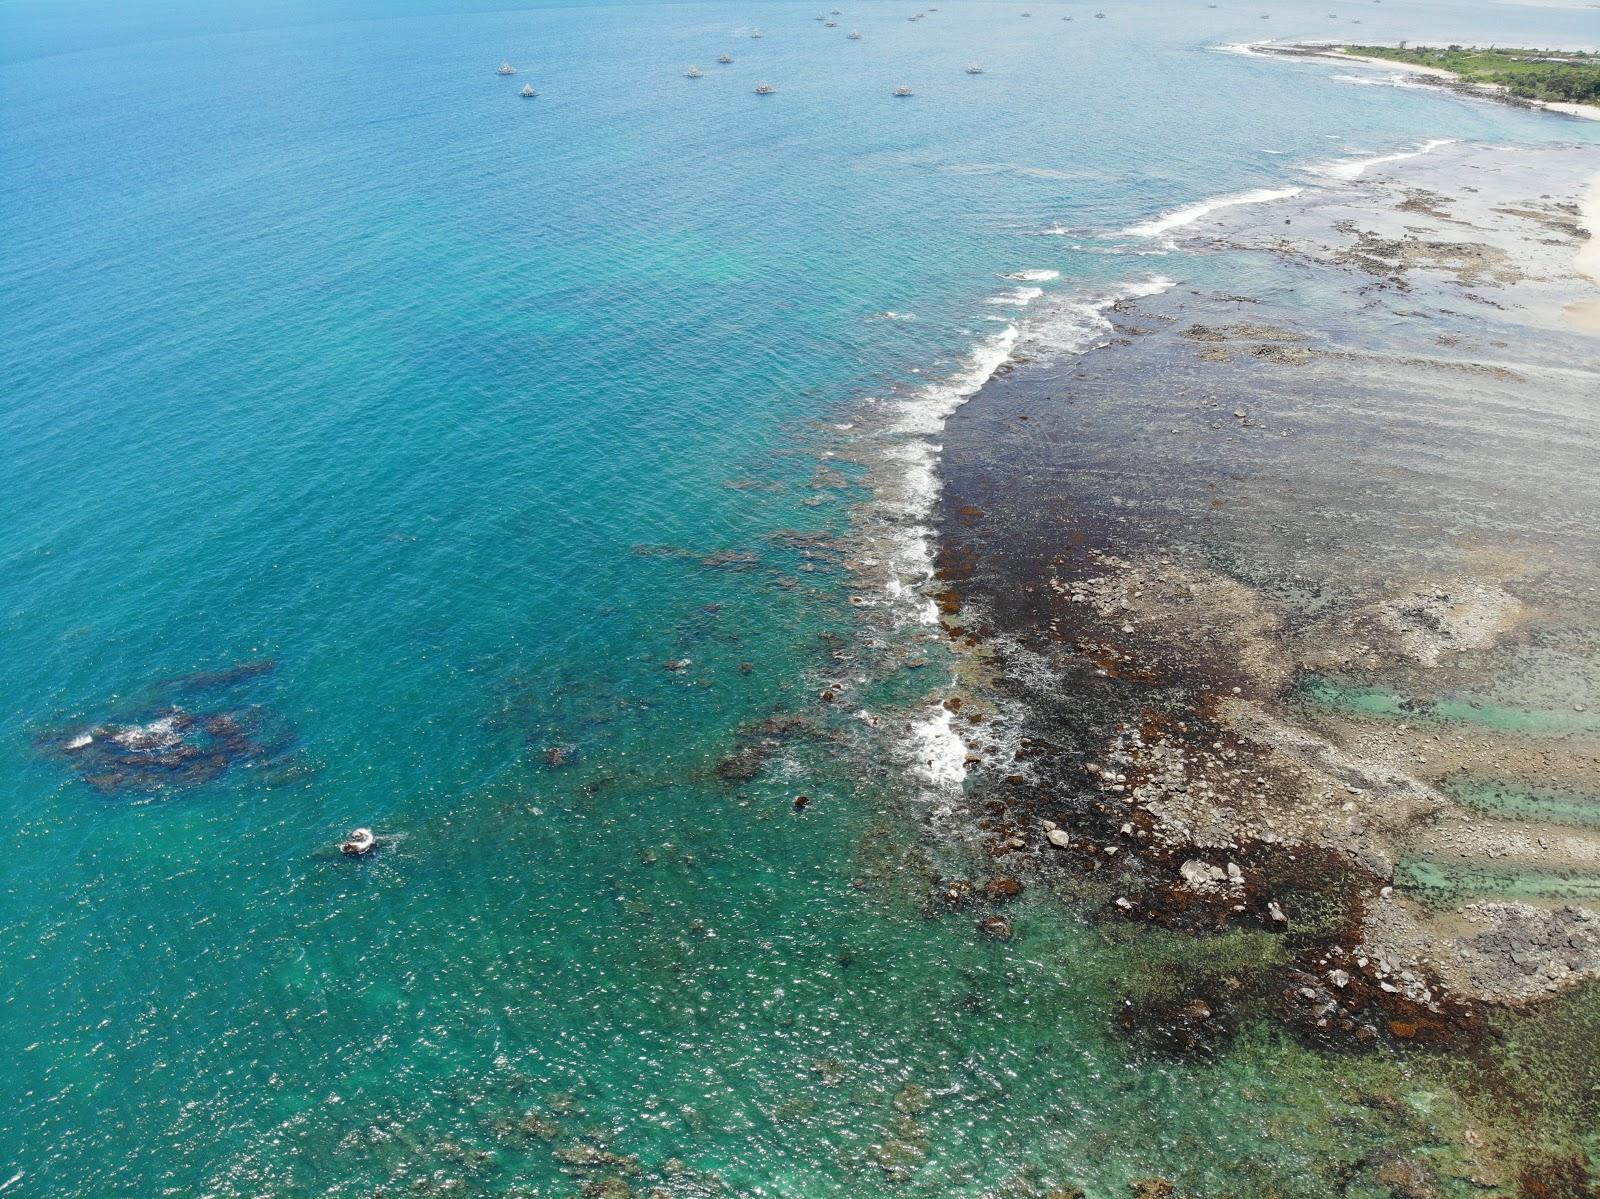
[686,65,704,77]
[1094,10,1106,16]
[755,81,776,94]
[497,61,517,75]
[966,63,983,73]
[847,28,862,37]
[519,82,538,96]
[750,27,764,37]
[341,827,377,856]
[824,19,838,26]
[893,84,913,96]
[718,53,734,63]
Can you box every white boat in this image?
[966,63,983,73]
[754,81,776,94]
[718,53,734,63]
[893,84,913,96]
[686,66,704,77]
[497,61,517,75]
[341,828,377,856]
[519,82,538,96]
[847,28,862,37]
[750,27,764,37]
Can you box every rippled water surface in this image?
[3,0,1598,1195]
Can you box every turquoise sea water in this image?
[4,1,1599,1195]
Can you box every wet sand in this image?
[932,139,1600,1061]
[1570,171,1600,331]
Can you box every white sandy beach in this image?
[1263,43,1600,122]
[1567,170,1600,331]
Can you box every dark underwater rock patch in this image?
[713,711,818,783]
[38,660,296,795]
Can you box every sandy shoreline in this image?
[1570,170,1600,329]
[1248,41,1600,123]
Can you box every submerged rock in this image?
[979,914,1014,940]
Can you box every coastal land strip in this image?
[928,140,1600,1193]
[1250,41,1600,123]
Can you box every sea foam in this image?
[1122,187,1304,238]
[1310,138,1456,180]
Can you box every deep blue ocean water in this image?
[3,1,1598,1195]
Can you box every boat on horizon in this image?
[754,81,776,94]
[686,65,704,77]
[893,84,913,96]
[496,61,517,75]
[519,82,538,96]
[718,53,734,63]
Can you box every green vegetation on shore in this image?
[1344,43,1600,108]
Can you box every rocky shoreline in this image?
[927,138,1600,1102]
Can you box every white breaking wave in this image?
[1331,71,1434,90]
[1122,187,1304,238]
[876,324,1020,628]
[1003,268,1062,282]
[986,286,1045,306]
[861,274,1176,803]
[907,697,970,789]
[1310,138,1457,180]
[1020,275,1177,363]
[874,272,1176,631]
[1216,39,1276,59]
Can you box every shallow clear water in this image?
[3,1,1599,1195]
